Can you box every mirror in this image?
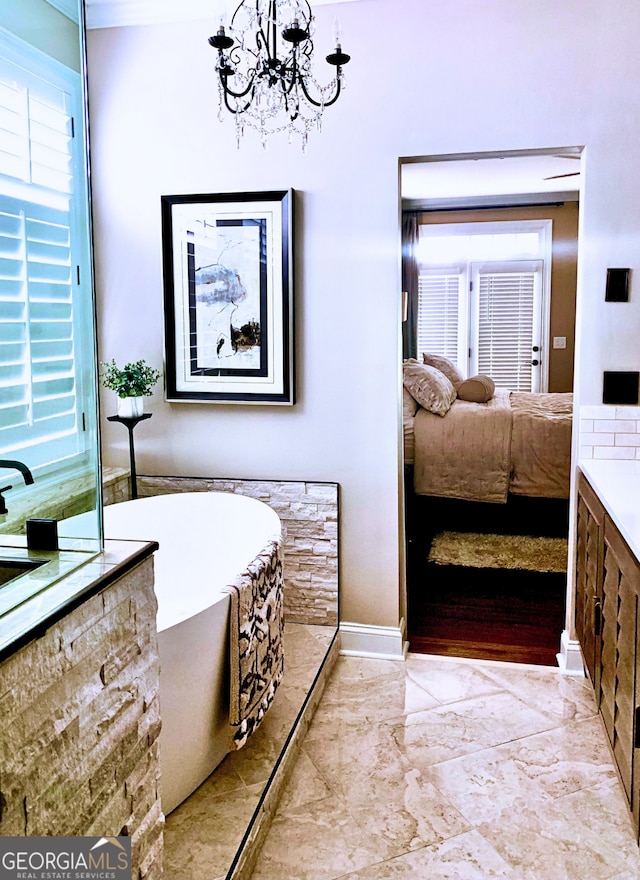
[0,0,101,559]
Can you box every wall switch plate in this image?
[553,336,567,349]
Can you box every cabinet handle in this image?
[636,707,640,749]
[594,597,602,636]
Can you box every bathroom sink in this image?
[0,559,46,587]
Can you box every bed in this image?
[403,358,573,503]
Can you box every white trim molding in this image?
[556,629,586,676]
[339,619,408,661]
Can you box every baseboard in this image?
[556,629,586,676]
[339,619,409,660]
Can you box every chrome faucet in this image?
[0,459,35,515]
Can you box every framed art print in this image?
[161,189,294,404]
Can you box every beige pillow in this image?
[457,374,495,403]
[403,362,456,417]
[422,353,464,389]
[403,386,419,421]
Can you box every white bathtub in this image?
[102,491,282,814]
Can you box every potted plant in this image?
[100,358,161,418]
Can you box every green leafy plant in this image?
[100,359,161,398]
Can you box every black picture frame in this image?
[161,190,294,404]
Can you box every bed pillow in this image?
[422,353,464,390]
[403,361,457,416]
[403,386,419,421]
[457,374,495,403]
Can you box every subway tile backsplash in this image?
[580,405,640,459]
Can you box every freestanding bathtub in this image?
[101,491,282,814]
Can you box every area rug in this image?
[428,530,568,573]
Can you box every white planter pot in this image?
[117,396,144,418]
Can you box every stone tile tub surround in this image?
[137,475,339,627]
[579,404,640,459]
[0,546,164,879]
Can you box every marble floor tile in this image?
[391,690,556,766]
[333,830,517,879]
[427,741,558,825]
[164,779,264,880]
[300,732,471,852]
[277,747,333,812]
[497,716,619,799]
[249,794,418,880]
[476,785,637,880]
[247,652,640,880]
[305,666,440,728]
[404,654,505,704]
[477,662,599,724]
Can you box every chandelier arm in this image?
[222,81,254,115]
[270,0,277,59]
[282,52,301,96]
[219,70,257,101]
[298,71,341,108]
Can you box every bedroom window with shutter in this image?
[417,267,468,369]
[417,221,550,391]
[0,36,91,479]
[471,261,543,392]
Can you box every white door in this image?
[469,260,544,392]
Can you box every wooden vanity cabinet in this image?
[575,472,605,693]
[575,469,640,838]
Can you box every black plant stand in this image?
[107,413,152,500]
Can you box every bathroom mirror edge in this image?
[0,0,103,556]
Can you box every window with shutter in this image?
[472,261,542,392]
[0,34,90,479]
[417,268,467,366]
[416,221,550,391]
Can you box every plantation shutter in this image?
[0,54,80,470]
[417,270,463,364]
[474,263,541,391]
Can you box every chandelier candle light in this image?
[208,0,350,149]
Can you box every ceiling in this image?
[401,152,582,205]
[84,0,360,29]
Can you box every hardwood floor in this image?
[406,488,570,666]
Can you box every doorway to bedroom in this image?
[400,148,581,666]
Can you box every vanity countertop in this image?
[579,459,640,562]
[0,538,158,663]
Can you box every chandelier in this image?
[208,0,351,149]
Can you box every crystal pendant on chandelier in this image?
[208,0,351,149]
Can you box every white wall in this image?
[87,0,640,635]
